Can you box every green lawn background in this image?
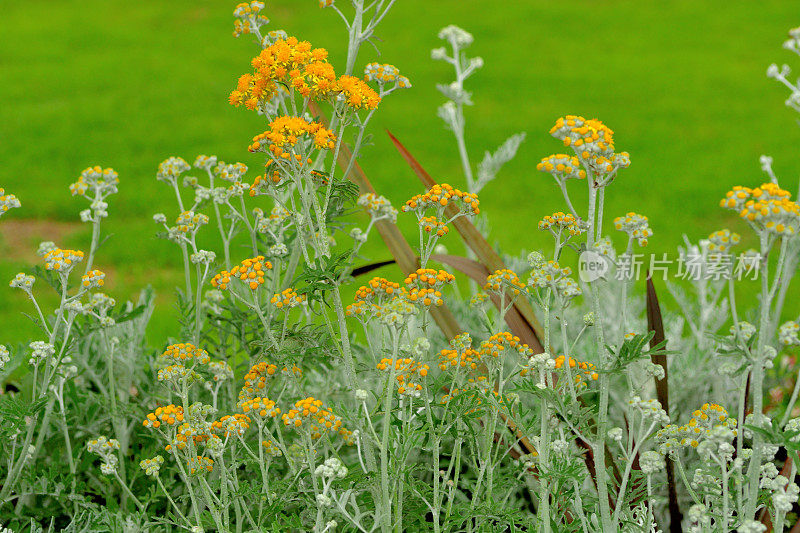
[1,0,799,344]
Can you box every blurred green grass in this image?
[1,0,799,344]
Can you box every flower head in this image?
[233,1,268,38]
[157,157,191,184]
[9,273,35,292]
[484,269,525,296]
[142,404,185,429]
[281,396,352,442]
[81,270,106,289]
[211,255,273,291]
[358,193,398,222]
[721,183,800,236]
[0,188,21,217]
[707,229,741,255]
[43,249,84,274]
[538,212,585,236]
[614,212,653,246]
[364,63,411,91]
[270,287,306,310]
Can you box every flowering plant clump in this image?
[7,5,800,533]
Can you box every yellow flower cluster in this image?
[212,413,251,437]
[364,63,411,89]
[657,403,737,450]
[536,154,586,181]
[229,36,380,111]
[44,249,85,273]
[143,405,185,429]
[550,116,614,159]
[419,215,449,237]
[232,2,268,37]
[553,355,599,383]
[240,361,279,400]
[0,188,21,216]
[405,268,455,307]
[230,37,334,107]
[69,166,119,196]
[708,229,741,254]
[241,396,281,419]
[160,343,210,365]
[538,212,584,236]
[281,397,351,441]
[175,211,209,234]
[720,183,800,235]
[270,288,306,309]
[355,277,400,301]
[614,212,653,246]
[402,183,480,216]
[484,269,524,296]
[404,268,455,289]
[170,423,211,451]
[248,116,335,159]
[211,255,273,291]
[346,277,403,317]
[438,346,481,371]
[479,332,534,359]
[337,75,382,109]
[377,357,429,396]
[81,269,105,289]
[528,260,572,288]
[548,116,630,177]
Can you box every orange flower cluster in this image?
[212,413,251,437]
[536,154,586,181]
[160,343,210,365]
[346,277,402,317]
[404,268,455,289]
[547,116,631,178]
[211,256,273,291]
[720,183,800,235]
[240,361,279,400]
[419,215,449,237]
[377,357,430,396]
[554,355,599,384]
[281,397,351,441]
[538,212,584,236]
[232,2,268,38]
[355,277,400,302]
[143,405,184,429]
[484,269,525,296]
[402,183,480,216]
[81,269,106,289]
[241,396,281,419]
[337,75,381,110]
[248,116,335,159]
[550,116,615,159]
[229,36,380,111]
[270,287,306,309]
[438,346,481,371]
[479,332,534,359]
[43,249,84,273]
[230,37,334,108]
[405,268,455,308]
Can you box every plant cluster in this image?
[5,3,800,532]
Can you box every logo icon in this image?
[578,250,610,282]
